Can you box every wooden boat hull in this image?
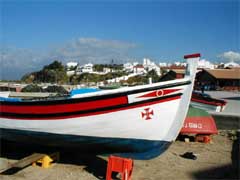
[0,54,200,159]
[181,106,218,135]
[0,128,171,160]
[191,92,227,112]
[0,82,189,159]
[190,101,224,112]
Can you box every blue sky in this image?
[0,0,239,80]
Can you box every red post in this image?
[106,155,134,180]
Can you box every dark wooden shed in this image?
[196,68,240,91]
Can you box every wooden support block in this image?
[32,152,60,169]
[184,138,190,143]
[0,153,45,173]
[0,152,60,173]
[195,135,211,143]
[11,153,46,169]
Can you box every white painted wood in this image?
[0,55,200,144]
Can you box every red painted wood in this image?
[184,53,201,59]
[138,89,180,98]
[191,97,226,106]
[106,155,133,180]
[180,116,218,134]
[1,96,128,114]
[1,96,181,120]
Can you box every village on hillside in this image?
[0,57,240,93]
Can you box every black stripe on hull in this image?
[0,128,171,160]
[1,93,182,119]
[0,81,190,106]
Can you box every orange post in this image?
[106,155,134,180]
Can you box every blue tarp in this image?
[0,97,22,102]
[70,88,101,97]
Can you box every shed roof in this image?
[171,69,185,74]
[205,69,240,79]
[134,65,144,68]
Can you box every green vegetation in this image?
[70,71,128,85]
[126,70,161,85]
[21,61,126,85]
[21,84,44,92]
[146,70,161,82]
[93,64,123,72]
[21,60,160,86]
[44,85,69,94]
[21,84,68,95]
[22,61,68,84]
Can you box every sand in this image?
[0,130,239,180]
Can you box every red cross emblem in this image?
[141,108,154,120]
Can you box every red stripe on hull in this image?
[191,98,225,106]
[1,96,181,120]
[1,96,128,114]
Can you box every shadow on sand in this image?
[192,131,240,179]
[0,140,109,179]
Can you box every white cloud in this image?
[46,38,136,64]
[0,47,46,80]
[76,38,136,49]
[0,38,137,80]
[52,38,137,64]
[219,51,240,62]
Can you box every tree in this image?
[44,85,69,95]
[21,60,69,84]
[146,70,160,83]
[43,60,64,71]
[21,84,44,92]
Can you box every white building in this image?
[66,62,78,76]
[66,62,78,70]
[66,70,75,76]
[82,63,93,73]
[159,62,168,67]
[143,58,153,66]
[76,63,93,74]
[133,65,146,74]
[198,59,214,69]
[224,61,240,68]
[103,67,111,74]
[123,62,134,72]
[123,61,139,72]
[143,58,161,76]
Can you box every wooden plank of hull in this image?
[0,128,171,160]
[0,53,200,159]
[0,81,193,152]
[0,96,183,140]
[190,101,221,112]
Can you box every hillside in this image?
[21,61,68,84]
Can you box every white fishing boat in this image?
[0,53,200,159]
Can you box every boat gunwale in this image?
[0,80,191,106]
[1,93,182,119]
[191,97,226,106]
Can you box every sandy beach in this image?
[0,91,239,179]
[0,130,239,180]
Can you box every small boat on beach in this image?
[191,91,227,112]
[181,106,218,135]
[0,53,200,159]
[98,83,121,90]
